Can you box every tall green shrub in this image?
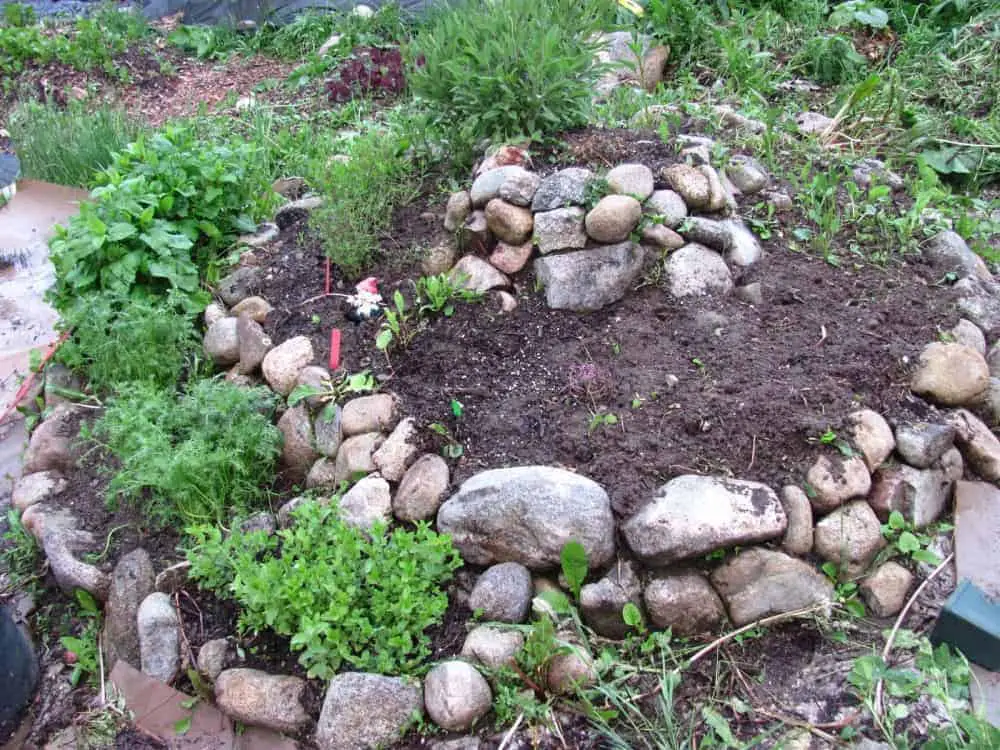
[408,0,606,147]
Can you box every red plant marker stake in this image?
[329,328,342,371]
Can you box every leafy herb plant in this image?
[186,500,462,678]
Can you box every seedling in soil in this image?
[691,357,707,375]
[376,289,420,352]
[587,410,620,434]
[428,422,464,458]
[879,510,945,565]
[415,273,482,317]
[60,589,102,687]
[287,370,377,421]
[810,428,855,457]
[450,398,464,419]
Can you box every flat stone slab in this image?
[953,480,1000,725]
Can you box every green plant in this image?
[60,589,102,687]
[93,380,281,527]
[55,292,201,394]
[820,561,866,617]
[376,289,420,351]
[2,3,36,26]
[415,273,482,317]
[588,410,621,434]
[186,499,462,678]
[48,127,274,314]
[408,0,605,151]
[796,33,868,85]
[1,508,43,596]
[880,510,943,564]
[428,422,464,459]
[561,540,588,602]
[829,0,889,29]
[311,125,422,275]
[287,370,377,420]
[7,100,146,188]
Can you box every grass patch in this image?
[7,100,146,187]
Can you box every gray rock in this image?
[276,496,309,528]
[458,210,489,253]
[534,242,644,312]
[339,475,392,530]
[531,168,594,211]
[861,562,914,617]
[468,562,533,623]
[240,511,276,535]
[393,454,450,522]
[779,485,813,555]
[498,169,540,207]
[663,243,733,298]
[329,432,383,486]
[585,195,642,244]
[805,454,872,512]
[675,217,761,266]
[643,189,687,228]
[424,239,459,276]
[342,393,398,436]
[215,668,309,733]
[911,342,989,406]
[204,317,240,367]
[450,255,510,293]
[277,405,318,481]
[488,241,533,274]
[316,672,423,750]
[198,638,229,680]
[437,466,615,571]
[677,216,730,250]
[103,548,155,671]
[795,111,834,135]
[485,199,533,245]
[699,164,731,212]
[580,561,643,639]
[21,506,109,599]
[622,475,786,566]
[261,336,314,396]
[306,458,340,489]
[923,231,987,280]
[936,446,964,483]
[137,592,180,683]
[237,314,272,375]
[894,422,955,469]
[444,191,472,232]
[204,302,227,327]
[813,501,884,577]
[230,296,273,323]
[12,471,66,511]
[372,418,418,482]
[955,277,1000,339]
[710,548,835,626]
[532,207,587,255]
[662,164,711,209]
[722,219,762,267]
[947,409,1000,481]
[950,318,986,355]
[470,166,522,208]
[546,645,597,694]
[23,404,82,474]
[314,404,344,458]
[424,661,492,732]
[868,465,952,529]
[606,163,654,201]
[725,156,768,194]
[641,223,685,250]
[643,570,726,635]
[847,409,895,471]
[851,158,904,191]
[735,282,764,306]
[461,626,523,669]
[218,267,261,306]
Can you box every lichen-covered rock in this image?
[531,167,593,211]
[532,207,587,255]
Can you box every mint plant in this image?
[48,127,274,313]
[186,500,462,678]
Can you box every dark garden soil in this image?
[2,125,976,748]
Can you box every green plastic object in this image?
[930,579,1000,671]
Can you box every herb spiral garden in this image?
[1,0,999,749]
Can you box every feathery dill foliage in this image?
[56,293,201,394]
[93,381,281,528]
[408,0,606,148]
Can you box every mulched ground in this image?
[2,123,976,749]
